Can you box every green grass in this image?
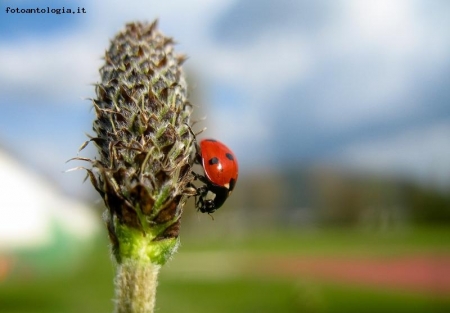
[307,282,449,313]
[157,278,449,313]
[181,226,450,256]
[0,239,115,313]
[1,227,449,313]
[157,278,298,313]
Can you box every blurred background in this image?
[1,0,449,312]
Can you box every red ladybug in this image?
[193,139,239,214]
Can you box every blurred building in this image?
[0,147,100,280]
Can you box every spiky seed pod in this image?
[75,21,196,313]
[87,20,194,265]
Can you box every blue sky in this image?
[1,0,450,197]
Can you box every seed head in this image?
[79,21,195,265]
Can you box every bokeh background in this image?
[1,0,449,312]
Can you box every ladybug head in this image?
[199,199,216,214]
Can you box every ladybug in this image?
[192,138,239,214]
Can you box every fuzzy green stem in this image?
[114,260,161,313]
[114,220,179,265]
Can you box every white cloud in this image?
[337,121,450,186]
[190,33,314,155]
[203,34,314,101]
[345,0,421,52]
[0,33,102,104]
[303,0,450,132]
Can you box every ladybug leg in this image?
[187,172,214,213]
[194,185,208,211]
[193,184,216,214]
[191,171,211,185]
[197,186,210,205]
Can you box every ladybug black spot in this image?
[225,153,234,161]
[209,157,219,165]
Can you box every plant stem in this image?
[114,259,161,313]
